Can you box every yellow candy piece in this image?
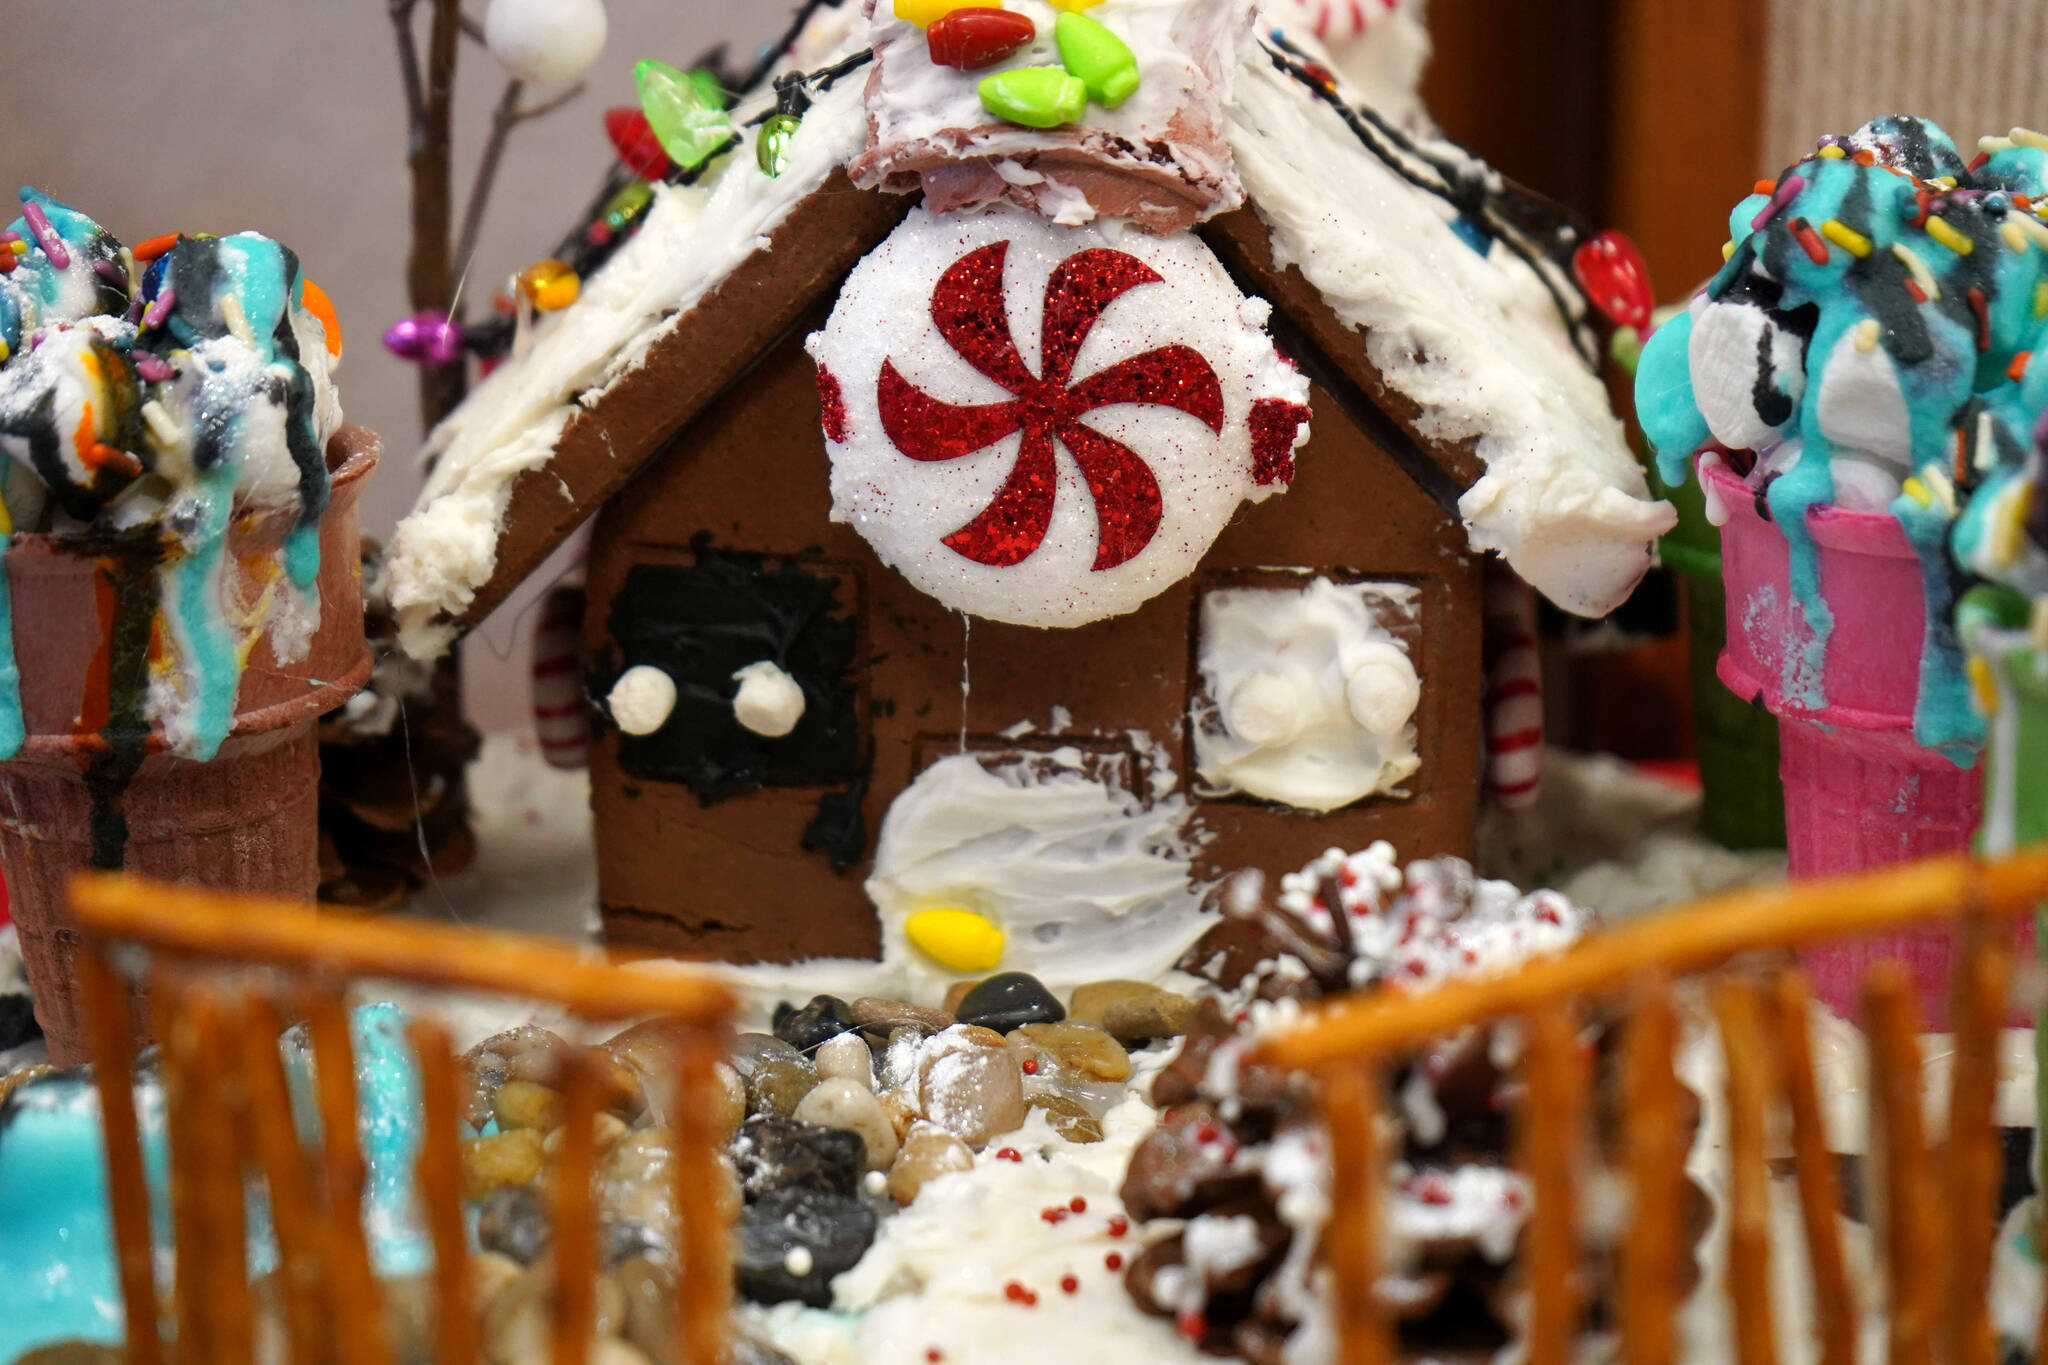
[1047,0,1104,9]
[904,906,1006,972]
[1968,654,2000,718]
[894,0,983,27]
[517,258,581,313]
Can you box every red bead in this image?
[926,8,1036,70]
[1022,1058,1039,1075]
[1571,229,1653,330]
[1107,1215,1128,1238]
[1005,1281,1028,1302]
[1104,1251,1123,1271]
[1060,1274,1080,1294]
[1068,1196,1086,1213]
[605,106,674,180]
[927,1352,944,1363]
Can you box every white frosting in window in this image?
[731,659,806,738]
[1192,578,1420,811]
[606,663,675,736]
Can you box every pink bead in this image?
[382,312,465,367]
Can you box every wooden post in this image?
[1319,1064,1393,1365]
[1523,1003,1583,1365]
[305,987,391,1365]
[1619,978,1682,1365]
[1712,977,1778,1365]
[409,1018,477,1365]
[1866,964,1938,1365]
[76,948,162,1365]
[1943,917,2008,1365]
[240,993,330,1365]
[553,1048,603,1365]
[1772,971,1855,1365]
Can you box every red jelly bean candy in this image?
[927,8,1037,70]
[1571,229,1654,331]
[605,107,673,181]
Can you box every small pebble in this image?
[1011,1021,1130,1082]
[730,1114,865,1200]
[1024,1092,1104,1144]
[942,979,983,1014]
[475,1185,552,1264]
[730,1032,806,1078]
[887,1122,975,1204]
[483,1256,625,1362]
[795,1076,900,1170]
[852,996,955,1037]
[462,1128,544,1201]
[955,972,1064,1032]
[542,1110,628,1159]
[814,1033,875,1089]
[736,1187,878,1306]
[916,1025,1026,1148]
[470,1250,524,1313]
[774,995,858,1052]
[492,1079,564,1133]
[878,1085,924,1140]
[1069,981,1196,1042]
[746,1057,821,1118]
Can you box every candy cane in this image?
[532,583,589,770]
[1483,566,1544,810]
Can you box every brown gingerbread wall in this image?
[584,311,1483,965]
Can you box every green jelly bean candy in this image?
[1054,11,1139,108]
[635,58,733,170]
[978,67,1088,129]
[757,112,802,178]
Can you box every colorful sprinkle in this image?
[1892,241,1940,300]
[132,233,180,262]
[1967,285,1991,350]
[141,287,177,330]
[1816,143,1847,159]
[1788,217,1830,265]
[1750,173,1804,231]
[2002,220,2030,253]
[1926,215,1974,255]
[1854,318,1882,352]
[2008,350,2032,382]
[18,199,68,270]
[1819,218,1872,258]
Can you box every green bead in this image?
[634,58,733,171]
[757,112,802,178]
[1053,11,1138,108]
[977,67,1088,129]
[600,179,654,231]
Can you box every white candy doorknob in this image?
[609,664,676,736]
[1223,671,1306,747]
[732,660,806,738]
[1345,643,1419,736]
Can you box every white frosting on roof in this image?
[384,1,1672,657]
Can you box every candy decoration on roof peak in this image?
[927,8,1036,70]
[977,67,1087,130]
[482,0,608,85]
[1053,12,1138,108]
[633,59,734,171]
[1570,230,1652,331]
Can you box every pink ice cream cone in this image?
[1704,459,2016,1027]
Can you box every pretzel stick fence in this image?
[68,871,737,1365]
[1252,848,2048,1365]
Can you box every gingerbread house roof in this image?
[384,3,1674,659]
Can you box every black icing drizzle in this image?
[84,544,160,869]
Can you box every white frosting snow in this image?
[865,746,1214,996]
[1192,577,1420,810]
[383,54,871,658]
[1221,46,1673,617]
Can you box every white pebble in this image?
[814,1033,874,1090]
[794,1076,900,1170]
[731,659,806,737]
[783,1246,814,1277]
[863,1169,889,1197]
[482,0,608,84]
[608,664,675,736]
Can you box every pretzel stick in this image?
[69,872,735,1025]
[408,1017,478,1365]
[1523,1002,1582,1365]
[1258,850,2048,1069]
[553,1048,602,1365]
[1943,916,2008,1365]
[1771,971,1855,1365]
[77,947,163,1365]
[674,1034,733,1365]
[1866,964,1938,1365]
[188,988,254,1361]
[304,986,391,1365]
[240,993,329,1365]
[150,967,212,1364]
[1619,977,1681,1365]
[1318,1064,1393,1365]
[1712,977,1778,1365]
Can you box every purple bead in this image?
[381,311,465,367]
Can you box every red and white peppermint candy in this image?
[806,205,1308,627]
[1482,566,1543,809]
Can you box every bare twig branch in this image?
[452,79,526,289]
[389,0,427,136]
[515,82,586,123]
[459,12,486,45]
[406,0,467,430]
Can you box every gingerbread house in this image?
[383,0,1673,974]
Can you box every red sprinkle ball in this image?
[927,1352,944,1363]
[1176,1309,1208,1342]
[1003,1280,1040,1306]
[996,1147,1023,1163]
[1104,1251,1124,1271]
[1107,1215,1128,1238]
[1021,1058,1039,1075]
[1060,1274,1081,1294]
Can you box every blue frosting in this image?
[0,1002,431,1358]
[1635,118,2048,762]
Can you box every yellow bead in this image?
[904,907,1006,973]
[893,0,980,27]
[1969,654,2000,717]
[1047,0,1103,9]
[533,273,580,311]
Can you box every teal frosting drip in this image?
[164,465,240,760]
[1633,117,2048,765]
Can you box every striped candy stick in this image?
[1483,565,1544,810]
[532,583,590,770]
